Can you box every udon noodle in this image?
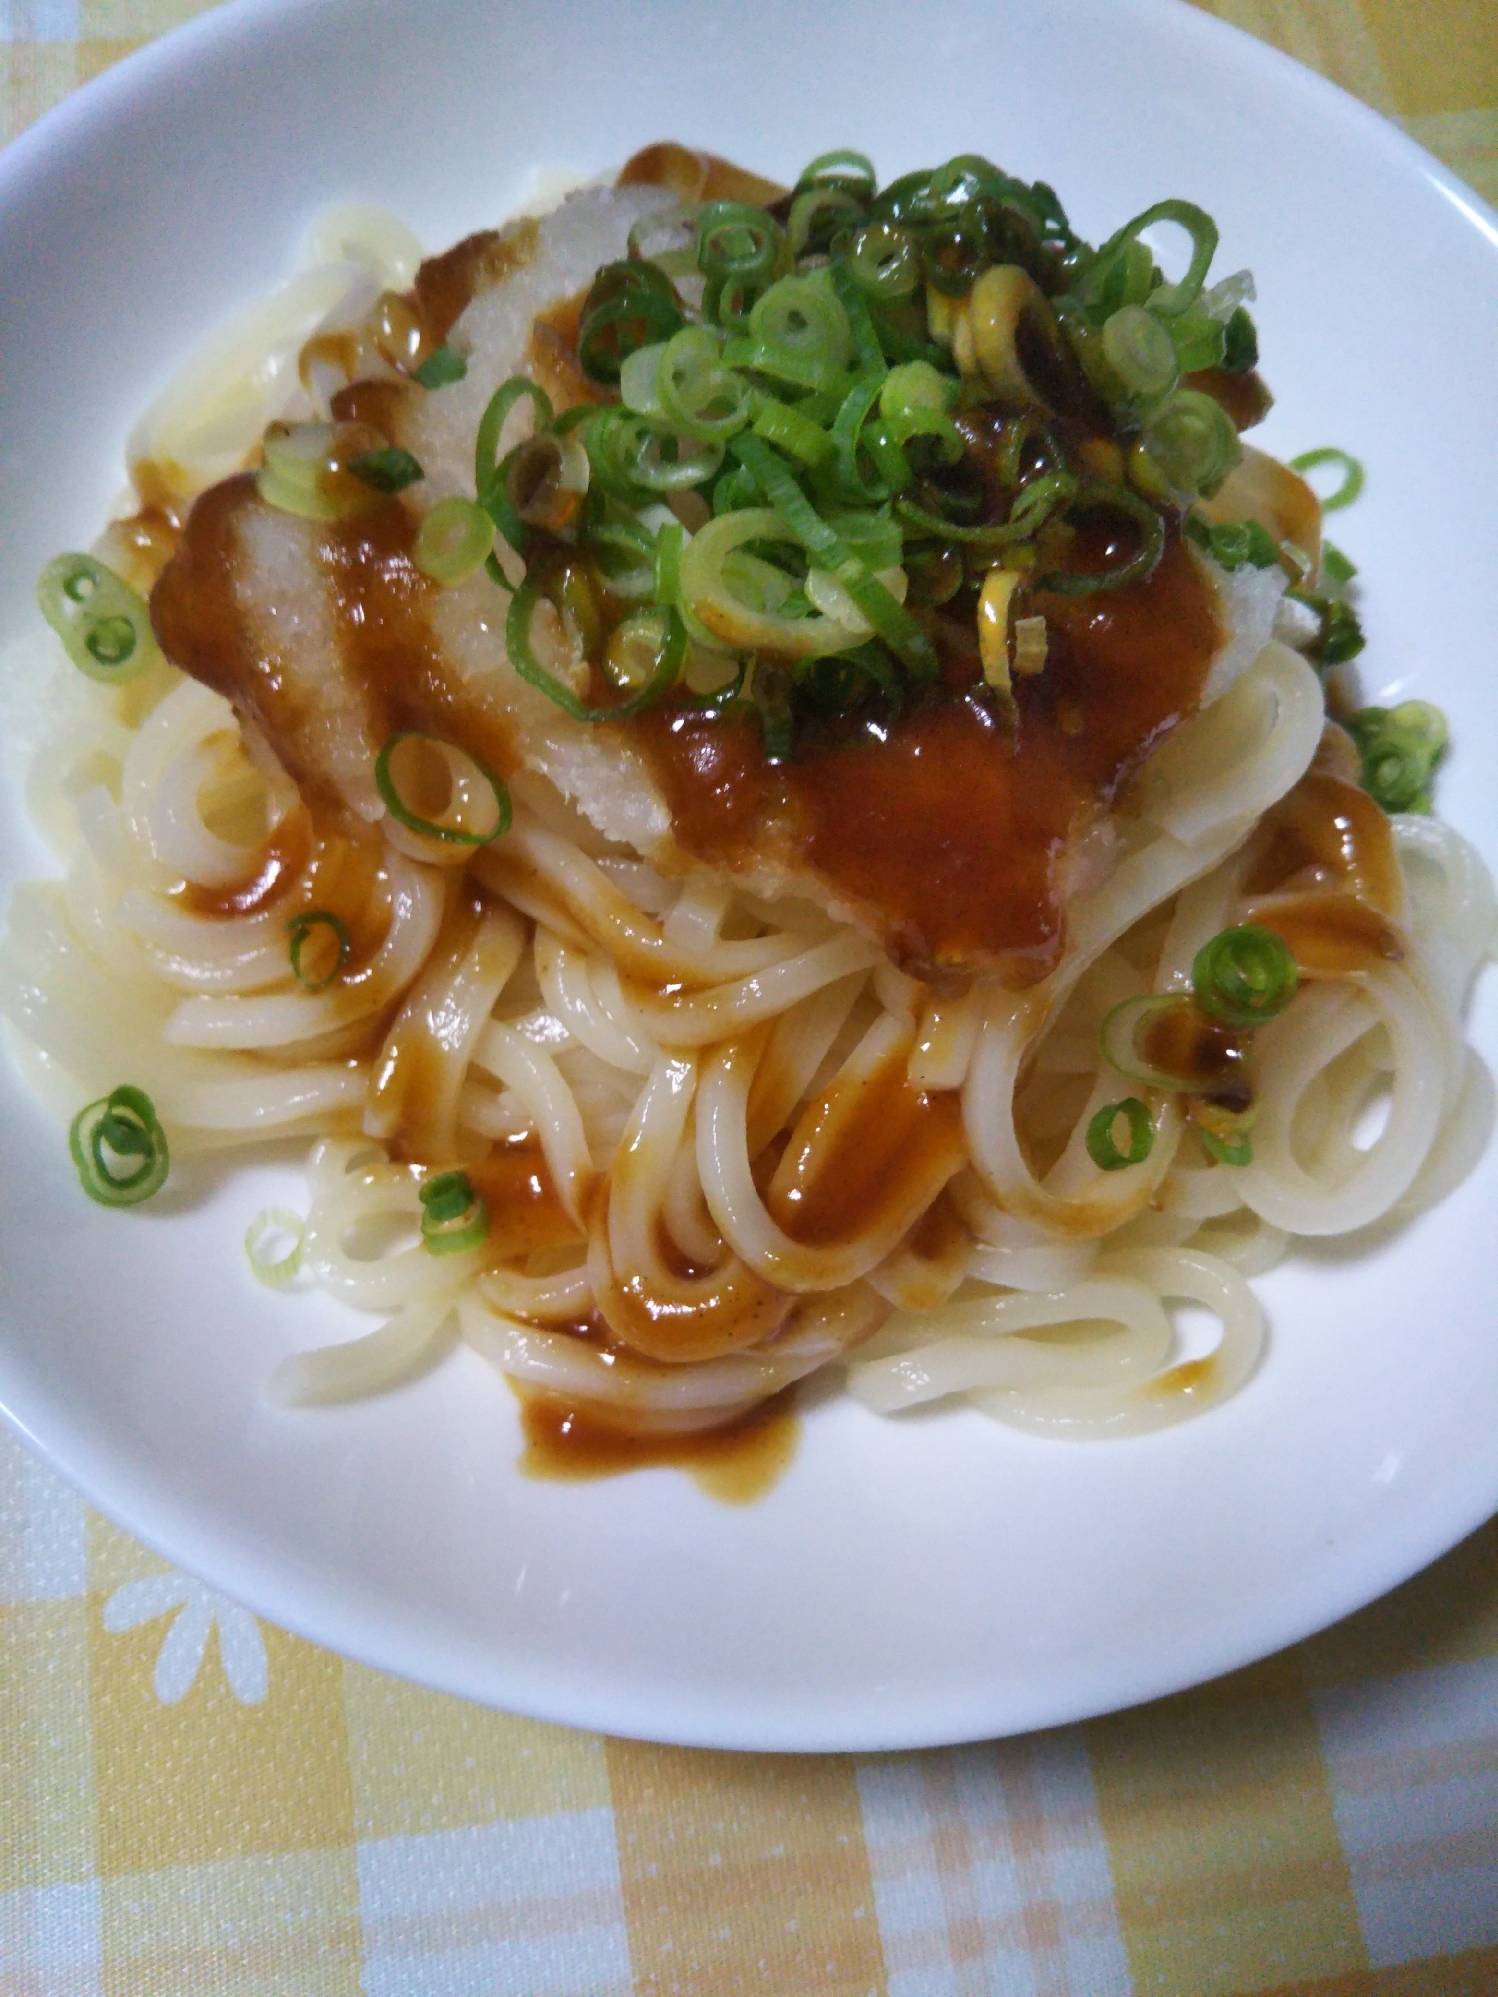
[4,147,1492,1453]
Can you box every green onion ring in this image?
[1198,1125,1253,1168]
[1191,925,1299,1027]
[507,586,685,722]
[287,910,351,992]
[414,496,495,584]
[419,1170,489,1256]
[475,377,555,508]
[374,733,511,846]
[414,346,467,389]
[245,1207,307,1288]
[1034,481,1165,596]
[796,148,877,197]
[69,1084,169,1208]
[1086,1097,1155,1171]
[1088,199,1219,318]
[730,434,938,679]
[1099,994,1205,1090]
[1288,447,1365,513]
[37,553,159,685]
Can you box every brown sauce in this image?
[469,1138,581,1262]
[1244,767,1403,915]
[527,289,610,412]
[769,1043,966,1249]
[178,806,312,917]
[617,141,787,209]
[412,217,540,347]
[1139,1004,1249,1095]
[1247,891,1404,977]
[518,1385,798,1503]
[1183,367,1273,432]
[637,521,1219,984]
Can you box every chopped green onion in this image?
[841,220,922,302]
[1086,1097,1154,1171]
[730,433,938,679]
[1088,199,1219,319]
[507,585,685,721]
[1286,588,1366,669]
[1199,1125,1252,1166]
[475,376,555,520]
[1101,305,1179,398]
[414,496,495,584]
[752,398,834,469]
[696,200,786,327]
[37,554,159,685]
[1221,306,1258,374]
[749,274,854,379]
[1344,701,1448,814]
[1183,512,1280,571]
[287,910,351,992]
[583,407,723,498]
[1192,925,1299,1027]
[348,446,424,494]
[787,185,864,259]
[1165,304,1226,374]
[1319,542,1357,591]
[414,345,467,389]
[419,1170,489,1256]
[1034,481,1165,596]
[656,327,754,442]
[245,1207,306,1288]
[374,733,511,845]
[1099,994,1205,1089]
[577,260,685,385]
[69,1084,169,1208]
[796,148,877,197]
[1141,388,1242,497]
[1288,447,1364,512]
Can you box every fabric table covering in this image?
[3,2,1497,1990]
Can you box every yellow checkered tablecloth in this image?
[3,3,1498,1993]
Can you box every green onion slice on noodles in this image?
[37,554,159,685]
[287,910,351,992]
[420,1170,489,1256]
[1085,1097,1155,1171]
[69,1085,169,1208]
[374,734,511,845]
[1191,925,1299,1027]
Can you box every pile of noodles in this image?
[2,203,1492,1443]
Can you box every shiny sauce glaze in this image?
[517,1385,798,1503]
[1242,733,1405,977]
[636,518,1220,985]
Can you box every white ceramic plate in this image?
[1,0,1495,1752]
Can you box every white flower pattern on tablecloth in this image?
[102,1571,269,1705]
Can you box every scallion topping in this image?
[414,345,467,389]
[1289,447,1364,512]
[287,910,351,991]
[578,260,685,385]
[245,1207,306,1288]
[348,446,424,494]
[1344,702,1448,814]
[374,734,511,846]
[414,496,495,584]
[69,1085,169,1208]
[507,585,685,722]
[1183,512,1280,571]
[419,1170,489,1256]
[1191,925,1299,1027]
[37,554,159,685]
[1086,1098,1154,1171]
